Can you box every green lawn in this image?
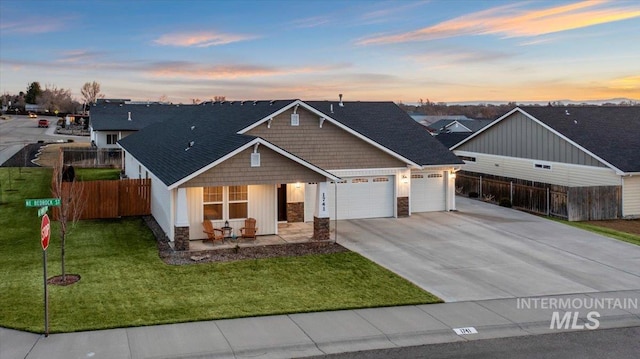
[75,168,121,181]
[0,168,440,334]
[548,217,640,246]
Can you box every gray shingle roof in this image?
[90,102,190,131]
[119,100,463,186]
[305,101,463,167]
[520,106,640,173]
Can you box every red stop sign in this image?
[41,214,50,250]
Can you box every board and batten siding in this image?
[623,176,640,217]
[246,107,406,170]
[455,151,620,187]
[188,184,276,240]
[455,112,606,168]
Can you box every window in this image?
[373,177,389,182]
[534,163,552,170]
[106,134,118,145]
[228,185,248,219]
[427,173,443,178]
[459,155,476,162]
[203,187,223,220]
[203,186,248,220]
[352,178,368,183]
[411,174,424,179]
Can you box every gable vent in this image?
[291,113,300,126]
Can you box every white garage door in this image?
[411,171,446,212]
[623,176,640,217]
[305,176,395,221]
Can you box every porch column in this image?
[174,187,190,251]
[445,170,457,211]
[313,181,330,241]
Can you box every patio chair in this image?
[202,220,224,243]
[240,218,258,240]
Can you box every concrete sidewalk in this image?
[3,290,639,359]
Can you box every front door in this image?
[277,184,287,222]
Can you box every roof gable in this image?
[453,106,640,173]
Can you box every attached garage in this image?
[305,176,395,221]
[623,176,640,217]
[410,171,446,212]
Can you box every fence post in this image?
[510,181,513,204]
[546,188,550,216]
[479,176,483,198]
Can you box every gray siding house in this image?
[451,106,640,219]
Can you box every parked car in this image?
[28,112,37,118]
[38,119,49,128]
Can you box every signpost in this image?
[26,198,59,337]
[41,214,50,337]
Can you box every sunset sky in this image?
[1,0,639,104]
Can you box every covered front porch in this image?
[189,222,326,251]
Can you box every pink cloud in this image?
[153,31,255,47]
[358,1,640,45]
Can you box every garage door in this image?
[410,171,445,212]
[623,176,640,217]
[305,176,395,221]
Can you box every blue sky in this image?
[1,0,639,104]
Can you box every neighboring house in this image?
[451,106,640,218]
[427,117,493,135]
[118,99,464,250]
[89,99,178,148]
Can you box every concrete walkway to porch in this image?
[189,222,319,251]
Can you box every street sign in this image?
[38,206,48,217]
[26,198,61,207]
[41,214,50,251]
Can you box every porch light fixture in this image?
[295,182,301,189]
[450,171,457,179]
[402,175,409,184]
[224,220,229,228]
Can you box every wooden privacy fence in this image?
[456,173,621,221]
[62,147,122,168]
[52,179,151,220]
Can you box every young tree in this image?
[51,153,86,283]
[80,81,103,108]
[37,84,79,114]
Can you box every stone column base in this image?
[174,226,190,251]
[287,202,304,222]
[313,216,330,241]
[397,196,409,217]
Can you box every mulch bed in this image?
[47,274,81,286]
[583,219,640,236]
[143,216,349,265]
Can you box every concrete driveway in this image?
[336,197,640,302]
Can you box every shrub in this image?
[468,192,479,198]
[499,198,512,207]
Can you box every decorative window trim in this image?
[203,186,248,220]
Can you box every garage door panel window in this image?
[352,178,368,183]
[203,185,248,220]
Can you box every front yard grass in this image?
[548,217,640,246]
[0,168,440,333]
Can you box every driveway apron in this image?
[336,197,640,302]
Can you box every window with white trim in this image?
[203,186,223,220]
[228,185,248,219]
[106,134,118,145]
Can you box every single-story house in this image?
[451,106,640,219]
[118,99,464,250]
[89,99,180,148]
